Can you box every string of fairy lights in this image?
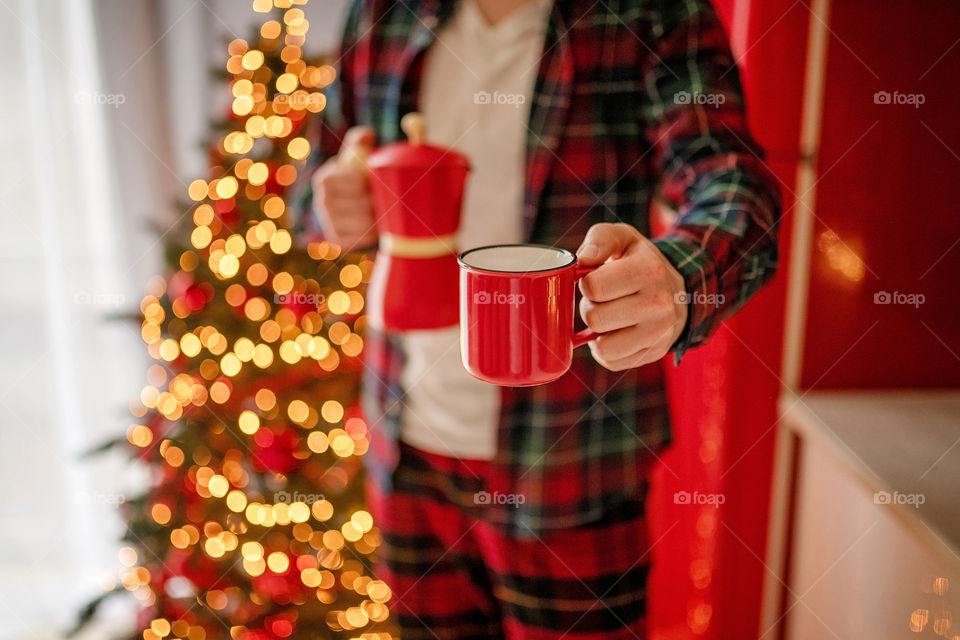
[108,1,394,638]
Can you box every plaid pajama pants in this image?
[366,443,651,640]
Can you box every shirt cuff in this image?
[651,234,720,364]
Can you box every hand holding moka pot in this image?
[354,113,470,332]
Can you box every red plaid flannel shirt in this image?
[294,0,781,536]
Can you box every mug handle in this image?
[572,263,599,348]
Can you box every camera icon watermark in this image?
[473,291,525,308]
[473,90,526,109]
[474,490,525,508]
[273,490,325,504]
[674,90,726,107]
[874,490,925,509]
[673,490,726,506]
[873,90,925,108]
[675,291,725,307]
[74,91,126,109]
[873,290,925,308]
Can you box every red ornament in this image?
[251,426,302,473]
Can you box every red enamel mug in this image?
[458,244,597,386]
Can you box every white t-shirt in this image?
[397,0,552,460]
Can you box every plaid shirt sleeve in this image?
[642,0,781,360]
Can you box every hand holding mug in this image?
[311,126,377,252]
[576,223,688,371]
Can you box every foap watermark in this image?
[275,93,325,110]
[473,291,525,308]
[73,290,126,308]
[673,490,726,506]
[473,90,527,109]
[474,490,525,507]
[74,91,126,109]
[274,490,325,504]
[675,291,725,307]
[874,290,925,308]
[873,90,925,108]
[77,491,126,507]
[674,90,726,107]
[874,490,925,508]
[275,292,325,307]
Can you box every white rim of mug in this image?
[457,244,576,274]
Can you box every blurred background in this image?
[1,0,958,639]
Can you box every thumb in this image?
[343,125,376,149]
[575,223,640,266]
[339,126,376,168]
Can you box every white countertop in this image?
[780,389,960,562]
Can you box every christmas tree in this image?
[76,2,394,638]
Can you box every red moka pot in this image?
[362,114,470,332]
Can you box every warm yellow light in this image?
[208,475,229,498]
[220,353,242,377]
[262,195,285,219]
[170,528,190,549]
[287,399,309,423]
[226,490,248,512]
[301,567,322,587]
[238,410,260,434]
[234,337,255,361]
[150,619,172,638]
[260,20,281,38]
[243,557,266,576]
[327,290,350,315]
[247,162,269,185]
[252,343,274,368]
[151,503,172,525]
[127,424,153,447]
[331,434,355,457]
[267,552,290,573]
[218,254,240,278]
[187,180,208,201]
[321,400,344,424]
[204,538,225,558]
[289,501,310,523]
[190,226,213,249]
[287,137,310,160]
[351,510,374,532]
[367,580,392,603]
[158,338,180,361]
[241,541,264,560]
[244,297,269,321]
[193,204,214,225]
[311,499,334,522]
[224,234,246,257]
[241,50,264,70]
[276,73,298,94]
[339,264,362,288]
[232,95,254,117]
[279,340,301,364]
[180,333,202,357]
[210,380,231,403]
[216,177,238,199]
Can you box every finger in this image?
[575,223,640,266]
[580,292,645,333]
[590,321,673,363]
[342,126,376,150]
[589,340,655,372]
[579,244,672,303]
